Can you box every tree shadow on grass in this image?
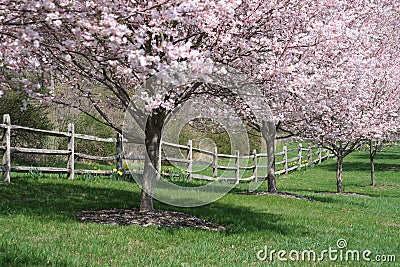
[0,242,72,267]
[270,187,375,206]
[310,192,373,206]
[318,161,399,173]
[352,152,400,161]
[0,177,142,266]
[0,177,142,222]
[0,177,311,237]
[156,200,312,236]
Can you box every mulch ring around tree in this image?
[233,191,315,201]
[77,209,225,231]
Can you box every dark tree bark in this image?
[261,120,277,193]
[368,140,382,187]
[370,155,375,187]
[336,155,344,193]
[140,112,165,212]
[329,141,361,193]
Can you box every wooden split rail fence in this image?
[1,114,332,183]
[0,114,134,183]
[161,140,332,184]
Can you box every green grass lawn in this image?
[0,147,399,266]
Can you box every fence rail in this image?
[161,140,331,183]
[1,114,332,183]
[0,114,124,182]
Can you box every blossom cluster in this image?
[0,0,399,148]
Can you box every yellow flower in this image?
[97,168,101,172]
[93,165,97,170]
[117,170,123,176]
[113,168,117,172]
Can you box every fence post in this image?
[2,114,11,183]
[297,143,303,169]
[235,150,240,185]
[307,143,313,167]
[187,140,193,180]
[213,146,218,180]
[252,149,257,182]
[318,147,322,164]
[283,146,288,174]
[116,133,123,171]
[67,123,75,180]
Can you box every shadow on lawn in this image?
[288,190,373,206]
[352,151,400,161]
[158,201,307,236]
[0,177,141,221]
[0,177,306,236]
[0,243,72,267]
[318,161,399,173]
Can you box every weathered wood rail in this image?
[0,114,137,182]
[1,114,332,183]
[161,139,332,183]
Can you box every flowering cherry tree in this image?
[2,0,399,206]
[263,1,400,193]
[204,0,400,193]
[0,0,278,210]
[0,0,330,207]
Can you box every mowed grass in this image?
[0,147,399,266]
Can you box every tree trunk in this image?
[140,155,156,212]
[261,120,277,193]
[370,156,375,187]
[140,113,163,212]
[369,142,376,186]
[336,156,344,193]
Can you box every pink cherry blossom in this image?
[1,0,399,203]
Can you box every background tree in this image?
[0,90,53,165]
[265,1,400,192]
